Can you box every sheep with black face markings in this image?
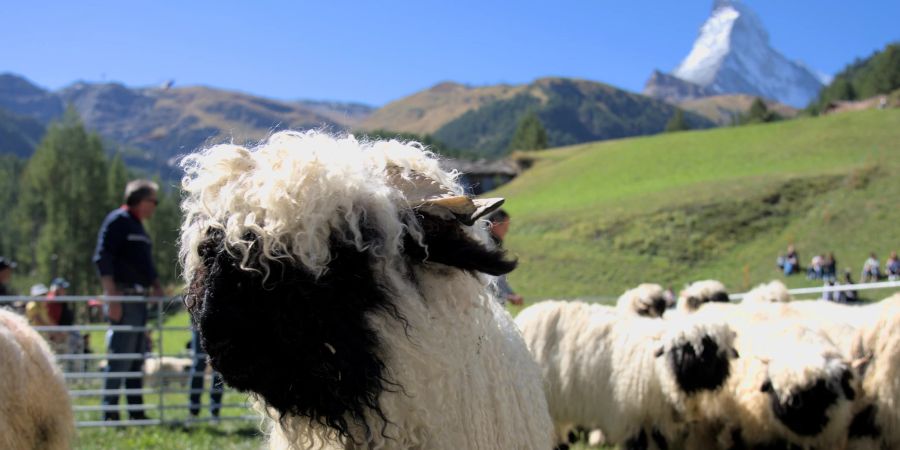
[179,131,553,449]
[682,301,859,449]
[0,308,74,450]
[515,299,738,449]
[617,283,669,318]
[677,279,730,313]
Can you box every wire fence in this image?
[0,295,256,428]
[0,280,897,429]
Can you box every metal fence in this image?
[0,295,256,428]
[1,280,897,428]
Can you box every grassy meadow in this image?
[495,108,900,301]
[76,108,898,449]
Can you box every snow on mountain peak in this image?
[666,0,823,107]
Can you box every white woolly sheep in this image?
[843,293,900,450]
[677,279,730,312]
[179,131,554,449]
[617,283,668,318]
[143,356,194,388]
[515,299,738,449]
[740,280,793,304]
[683,302,859,449]
[0,308,74,450]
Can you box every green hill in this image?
[433,78,714,158]
[492,109,900,301]
[810,42,900,113]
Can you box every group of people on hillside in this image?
[777,245,899,282]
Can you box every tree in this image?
[665,109,690,132]
[508,111,548,151]
[106,152,131,209]
[16,107,109,294]
[742,98,777,124]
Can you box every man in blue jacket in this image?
[93,179,164,422]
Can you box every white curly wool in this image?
[677,279,729,312]
[683,302,856,449]
[179,131,553,449]
[0,309,73,450]
[515,300,736,447]
[617,283,667,318]
[741,280,792,304]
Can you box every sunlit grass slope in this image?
[493,109,900,300]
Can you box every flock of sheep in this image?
[0,132,898,450]
[523,279,900,450]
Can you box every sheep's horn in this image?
[386,165,505,225]
[851,353,873,369]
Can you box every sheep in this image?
[677,279,730,312]
[143,356,194,388]
[178,131,554,449]
[0,308,74,450]
[617,283,668,318]
[843,293,900,450]
[683,302,859,449]
[515,299,738,449]
[740,280,793,304]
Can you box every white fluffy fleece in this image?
[515,300,736,447]
[846,294,900,450]
[684,303,856,449]
[179,131,553,449]
[617,283,667,318]
[677,279,728,312]
[741,280,793,304]
[0,309,74,450]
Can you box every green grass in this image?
[494,109,900,299]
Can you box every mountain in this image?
[365,78,715,158]
[0,107,45,157]
[645,0,824,108]
[359,81,527,135]
[0,73,374,169]
[0,74,64,123]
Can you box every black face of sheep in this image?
[665,335,733,394]
[651,296,668,317]
[709,291,730,303]
[761,377,840,437]
[184,214,516,439]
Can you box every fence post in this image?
[157,297,165,424]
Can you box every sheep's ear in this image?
[654,346,665,358]
[851,353,872,370]
[841,369,856,400]
[760,380,773,393]
[405,212,517,276]
[710,291,731,303]
[730,348,740,359]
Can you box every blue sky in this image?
[1,0,897,106]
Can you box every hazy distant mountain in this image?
[359,81,528,135]
[0,73,373,168]
[645,0,824,108]
[0,107,45,157]
[368,78,714,158]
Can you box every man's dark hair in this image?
[124,179,159,206]
[488,208,510,224]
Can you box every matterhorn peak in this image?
[645,0,824,107]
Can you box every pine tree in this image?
[106,152,130,209]
[508,111,548,151]
[743,98,776,124]
[17,107,109,293]
[665,109,690,132]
